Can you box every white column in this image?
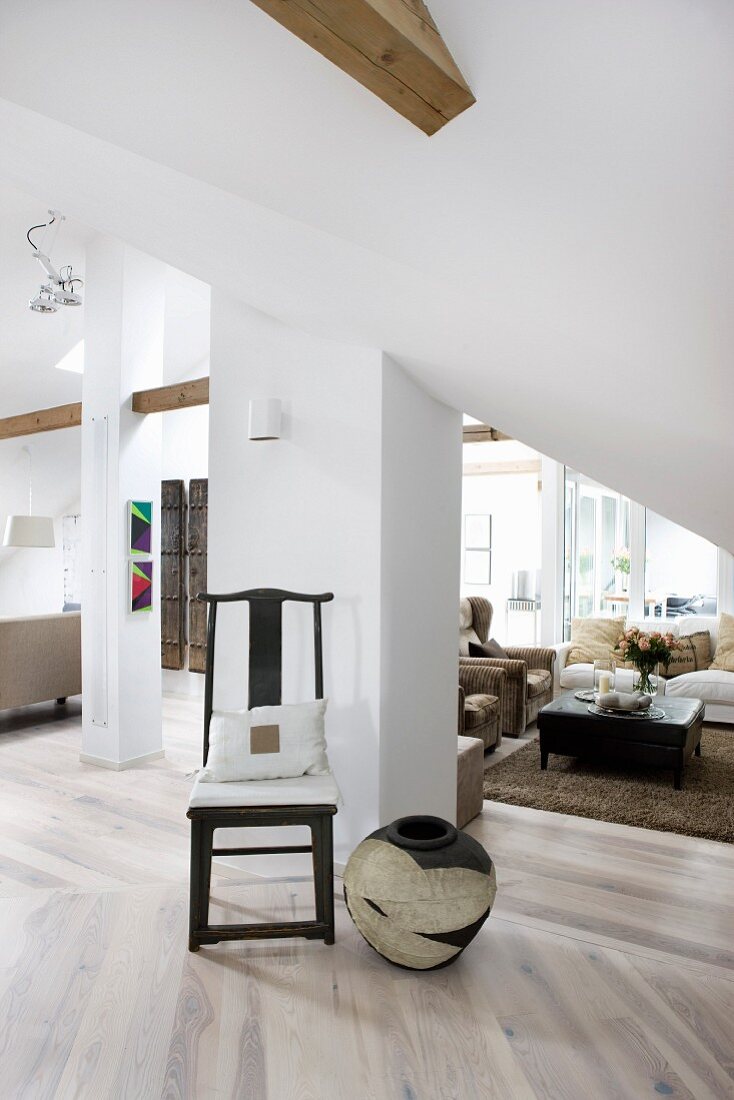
[378,354,461,826]
[208,295,461,862]
[717,550,734,616]
[80,238,165,769]
[628,500,647,622]
[540,457,565,644]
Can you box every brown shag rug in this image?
[483,725,734,843]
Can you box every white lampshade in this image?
[248,398,282,440]
[3,515,55,548]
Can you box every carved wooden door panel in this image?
[188,478,208,673]
[161,479,186,670]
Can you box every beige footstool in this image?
[457,735,485,828]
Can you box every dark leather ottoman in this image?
[537,695,705,790]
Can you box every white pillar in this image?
[717,549,734,616]
[208,295,461,862]
[628,501,647,622]
[540,456,564,644]
[80,238,165,769]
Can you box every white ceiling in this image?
[0,0,732,547]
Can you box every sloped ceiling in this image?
[0,0,732,548]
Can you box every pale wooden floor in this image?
[1,697,734,1099]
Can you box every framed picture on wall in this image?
[130,560,154,613]
[464,514,492,585]
[128,500,153,556]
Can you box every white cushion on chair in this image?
[188,770,342,809]
[200,699,330,783]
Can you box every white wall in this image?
[0,505,80,617]
[160,268,210,696]
[0,430,82,618]
[209,295,383,861]
[380,355,461,824]
[208,295,460,861]
[461,470,541,645]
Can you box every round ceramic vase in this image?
[343,814,497,971]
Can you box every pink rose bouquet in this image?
[615,627,680,694]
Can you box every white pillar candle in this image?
[598,673,611,695]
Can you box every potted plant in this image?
[615,627,680,695]
[611,547,631,592]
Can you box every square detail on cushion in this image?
[250,724,280,754]
[566,617,625,666]
[200,698,329,782]
[711,612,734,672]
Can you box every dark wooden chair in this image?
[187,587,338,952]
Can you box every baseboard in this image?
[79,749,165,771]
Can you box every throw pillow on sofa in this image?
[662,631,711,678]
[468,638,509,659]
[711,613,734,672]
[199,698,330,782]
[566,617,625,666]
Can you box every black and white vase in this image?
[343,815,497,971]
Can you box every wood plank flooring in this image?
[0,697,733,1098]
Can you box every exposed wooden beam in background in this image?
[131,377,209,415]
[249,0,475,135]
[0,377,210,441]
[0,402,82,441]
[463,459,541,476]
[462,423,512,444]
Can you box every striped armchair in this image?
[459,597,556,737]
[457,662,507,751]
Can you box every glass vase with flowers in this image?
[615,627,680,696]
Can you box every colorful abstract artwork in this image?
[130,560,153,613]
[128,500,152,556]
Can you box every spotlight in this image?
[28,285,60,313]
[53,286,83,307]
[25,212,84,312]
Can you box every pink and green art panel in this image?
[130,560,153,613]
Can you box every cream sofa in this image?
[554,615,734,725]
[0,612,81,710]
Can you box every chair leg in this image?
[189,819,214,952]
[322,816,335,945]
[312,815,335,945]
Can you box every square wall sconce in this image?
[249,398,282,440]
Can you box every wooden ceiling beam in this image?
[0,402,82,441]
[0,377,210,441]
[462,423,512,444]
[248,0,475,135]
[131,377,209,415]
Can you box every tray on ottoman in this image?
[537,695,705,790]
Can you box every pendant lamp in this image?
[3,446,55,548]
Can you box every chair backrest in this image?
[197,587,334,765]
[459,596,493,655]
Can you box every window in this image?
[563,469,631,638]
[644,511,718,619]
[564,469,719,635]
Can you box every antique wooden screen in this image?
[161,479,186,669]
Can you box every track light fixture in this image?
[28,285,60,314]
[26,211,83,313]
